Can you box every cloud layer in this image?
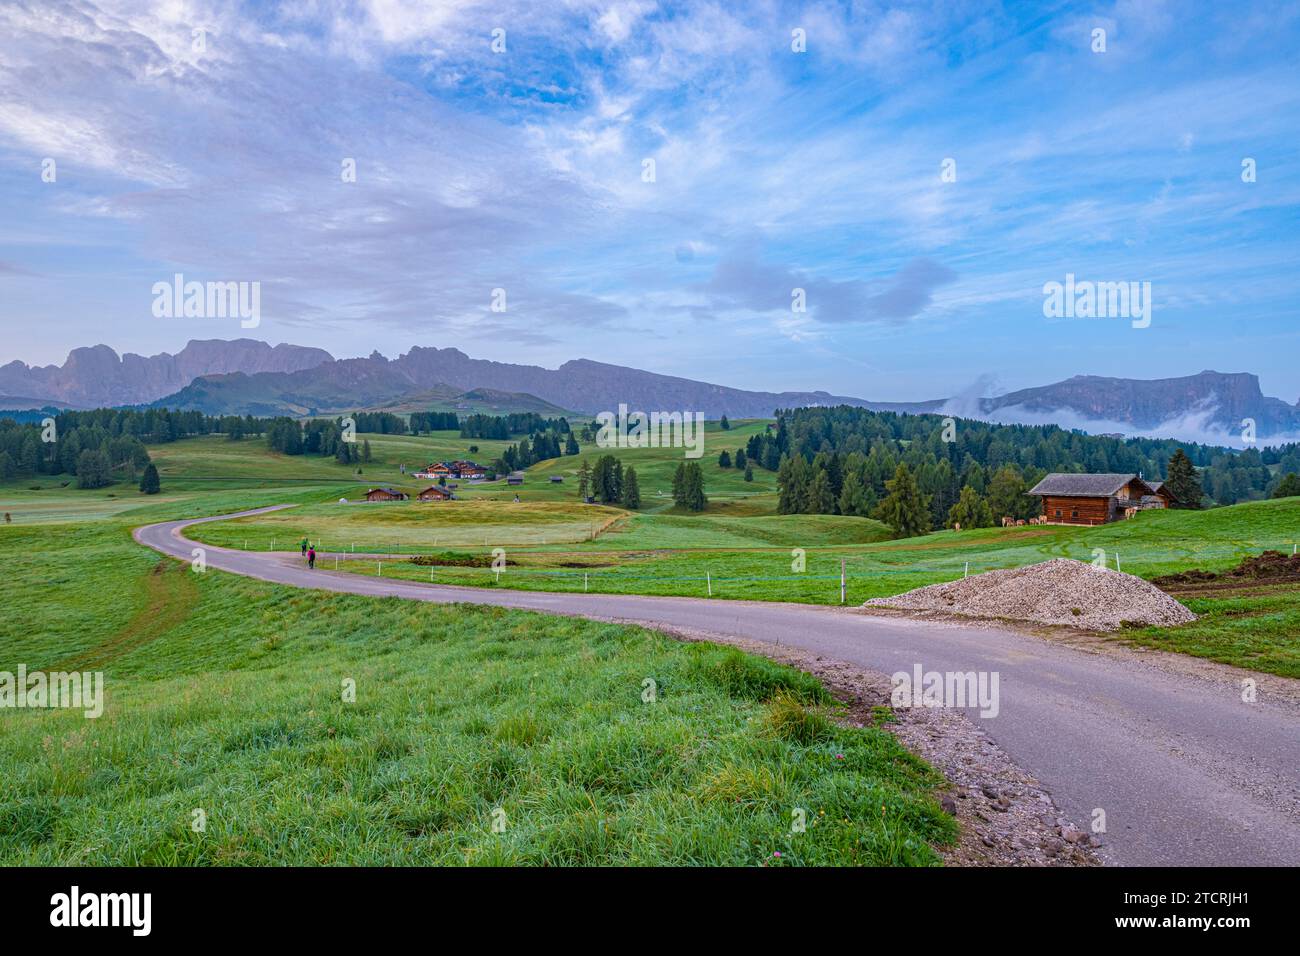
[1,0,1298,401]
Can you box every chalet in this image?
[549,475,564,483]
[1146,480,1180,507]
[506,472,525,486]
[417,485,454,501]
[416,460,486,480]
[1028,473,1157,525]
[364,487,408,502]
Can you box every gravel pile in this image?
[865,558,1196,631]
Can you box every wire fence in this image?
[308,538,1300,591]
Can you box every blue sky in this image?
[1,0,1298,403]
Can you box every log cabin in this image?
[1145,480,1180,507]
[1028,473,1158,525]
[417,485,454,501]
[364,487,408,502]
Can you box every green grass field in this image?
[2,420,1297,867]
[0,479,956,865]
[11,420,1297,677]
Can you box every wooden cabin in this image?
[364,487,408,502]
[549,475,564,483]
[1146,480,1179,507]
[417,485,453,501]
[506,472,525,486]
[1028,473,1157,525]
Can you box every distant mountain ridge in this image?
[0,339,332,408]
[4,339,1299,441]
[153,345,877,419]
[964,371,1300,437]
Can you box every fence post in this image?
[377,561,381,576]
[840,558,846,604]
[584,573,588,592]
[707,571,712,597]
[1116,552,1122,573]
[964,561,969,579]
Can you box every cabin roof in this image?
[1028,473,1153,498]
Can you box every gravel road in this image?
[135,506,1300,866]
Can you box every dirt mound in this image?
[864,558,1196,631]
[1153,550,1300,587]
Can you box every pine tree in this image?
[139,462,161,494]
[735,448,746,470]
[622,467,641,509]
[1165,449,1203,508]
[75,449,112,489]
[720,415,730,430]
[946,485,991,529]
[674,462,707,511]
[362,439,372,462]
[718,450,732,468]
[565,433,579,455]
[875,463,930,538]
[577,459,592,500]
[808,469,836,514]
[838,470,870,517]
[986,465,1029,522]
[743,464,753,482]
[1272,473,1300,498]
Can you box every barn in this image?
[417,485,453,501]
[1028,473,1157,525]
[364,487,408,502]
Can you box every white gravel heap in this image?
[864,558,1197,631]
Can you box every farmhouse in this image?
[1028,473,1159,525]
[417,485,454,501]
[364,487,408,502]
[415,460,486,480]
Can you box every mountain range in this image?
[0,339,331,409]
[3,339,1299,442]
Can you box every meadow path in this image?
[136,506,1300,867]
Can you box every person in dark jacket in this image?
[307,546,316,569]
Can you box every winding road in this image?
[136,506,1300,867]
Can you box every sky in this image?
[1,0,1298,404]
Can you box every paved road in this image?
[136,507,1300,866]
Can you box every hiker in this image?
[307,546,316,570]
[3,512,10,524]
[300,536,309,557]
[513,494,520,503]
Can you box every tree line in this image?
[756,405,1293,537]
[460,413,571,440]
